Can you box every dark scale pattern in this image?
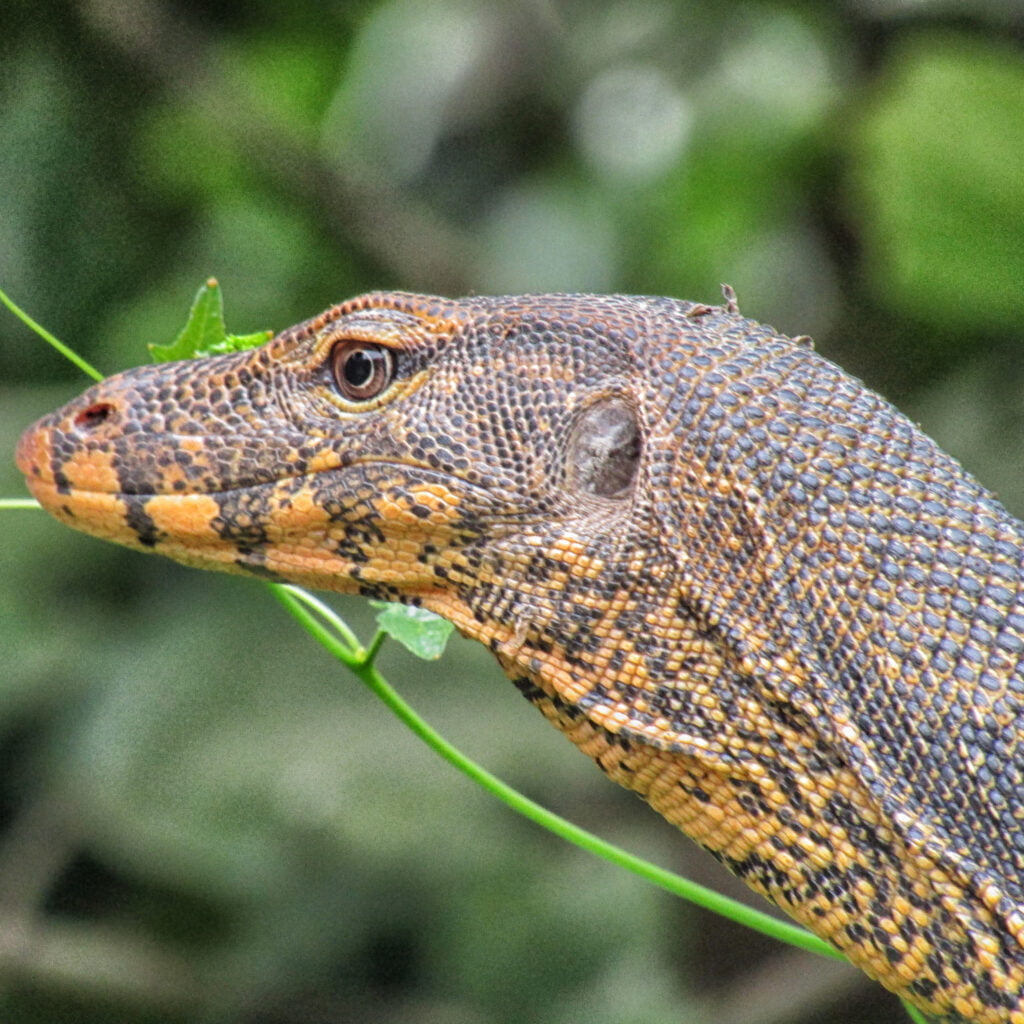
[16,291,1024,1022]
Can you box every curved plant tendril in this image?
[271,583,844,962]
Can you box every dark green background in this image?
[1,2,1022,1022]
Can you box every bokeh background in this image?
[1,2,1022,1022]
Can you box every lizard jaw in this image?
[17,421,467,595]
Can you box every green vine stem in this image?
[270,582,845,962]
[0,287,103,383]
[902,1002,929,1023]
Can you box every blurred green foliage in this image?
[0,2,1021,1023]
[851,33,1024,334]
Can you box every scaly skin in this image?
[16,292,1024,1021]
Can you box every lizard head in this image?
[15,290,810,757]
[16,292,669,616]
[19,288,766,761]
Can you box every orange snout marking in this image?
[14,423,52,488]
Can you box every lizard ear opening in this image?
[566,397,641,499]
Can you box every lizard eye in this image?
[330,341,395,402]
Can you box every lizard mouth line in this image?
[17,427,532,526]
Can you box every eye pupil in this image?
[344,349,373,388]
[331,341,394,401]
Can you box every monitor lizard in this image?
[15,291,1024,1022]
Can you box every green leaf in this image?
[149,278,271,362]
[207,329,275,355]
[369,602,454,661]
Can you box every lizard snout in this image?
[15,380,132,493]
[14,416,49,486]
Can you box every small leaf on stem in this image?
[149,279,271,362]
[370,602,454,660]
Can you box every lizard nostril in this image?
[73,402,117,432]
